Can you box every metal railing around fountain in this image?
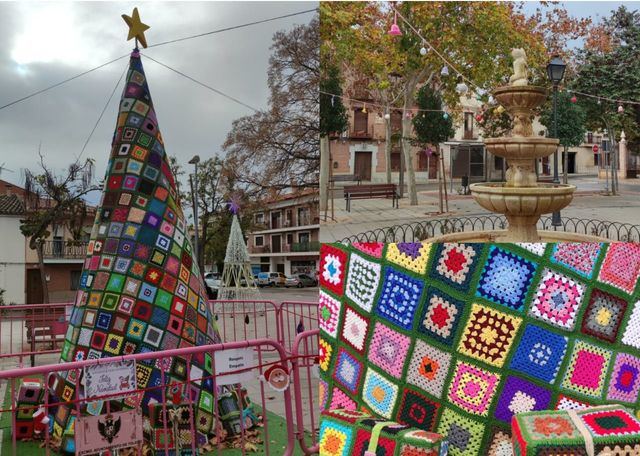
[339,215,640,243]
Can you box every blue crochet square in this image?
[375,266,424,330]
[476,246,536,311]
[333,348,363,394]
[509,324,568,383]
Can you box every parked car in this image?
[204,272,221,299]
[257,272,286,287]
[285,273,318,288]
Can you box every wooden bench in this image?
[330,174,362,185]
[344,184,399,212]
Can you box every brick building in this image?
[246,190,320,276]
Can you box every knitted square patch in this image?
[457,303,522,368]
[622,300,640,350]
[530,269,585,330]
[396,389,440,431]
[320,244,348,296]
[417,287,465,346]
[330,387,357,410]
[398,443,439,456]
[319,419,354,456]
[436,408,484,456]
[345,253,382,312]
[607,353,640,403]
[386,242,431,274]
[598,243,640,295]
[333,348,363,395]
[430,243,480,291]
[580,408,640,437]
[581,289,628,343]
[319,337,333,372]
[562,340,612,398]
[369,322,411,379]
[551,243,602,278]
[352,241,384,258]
[509,324,568,383]
[555,394,592,411]
[319,380,328,410]
[319,290,342,338]
[340,305,369,355]
[375,267,424,331]
[353,428,396,456]
[406,339,452,399]
[447,361,500,417]
[515,243,547,256]
[476,246,536,311]
[494,376,552,424]
[486,428,512,456]
[362,368,399,419]
[517,412,581,441]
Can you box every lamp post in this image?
[188,155,201,269]
[546,56,566,227]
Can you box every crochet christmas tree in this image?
[218,209,260,302]
[50,48,223,440]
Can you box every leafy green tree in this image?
[539,91,587,183]
[572,6,640,191]
[412,85,454,146]
[319,64,348,212]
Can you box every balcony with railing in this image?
[42,240,88,261]
[250,241,320,255]
[290,241,320,252]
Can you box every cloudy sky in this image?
[0,1,317,198]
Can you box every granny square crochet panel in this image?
[319,242,640,456]
[50,50,221,437]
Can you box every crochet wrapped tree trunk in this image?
[50,49,223,440]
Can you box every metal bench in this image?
[344,184,399,212]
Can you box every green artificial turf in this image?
[0,382,312,455]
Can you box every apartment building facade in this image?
[246,190,320,276]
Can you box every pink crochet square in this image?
[571,350,606,389]
[369,322,411,379]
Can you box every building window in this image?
[70,270,81,291]
[417,151,429,171]
[270,211,281,229]
[254,212,264,225]
[587,132,593,144]
[353,108,368,135]
[285,209,292,227]
[287,233,293,244]
[391,150,402,171]
[464,112,474,140]
[390,110,402,132]
[255,236,264,247]
[298,207,310,226]
[299,232,310,244]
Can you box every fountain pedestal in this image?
[430,78,604,242]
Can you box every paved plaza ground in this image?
[321,175,640,242]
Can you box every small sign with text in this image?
[214,348,256,386]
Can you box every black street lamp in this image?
[188,154,201,268]
[546,56,566,227]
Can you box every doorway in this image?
[354,151,372,181]
[561,152,577,174]
[271,234,282,253]
[26,269,43,304]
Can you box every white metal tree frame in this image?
[217,214,261,306]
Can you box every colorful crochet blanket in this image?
[318,242,640,456]
[319,409,445,455]
[50,49,222,438]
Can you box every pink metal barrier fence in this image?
[0,339,302,455]
[0,300,319,455]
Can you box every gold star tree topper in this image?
[122,7,150,48]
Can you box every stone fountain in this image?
[432,48,603,242]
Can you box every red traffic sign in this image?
[592,144,599,153]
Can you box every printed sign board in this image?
[75,409,143,455]
[84,359,137,401]
[213,347,256,386]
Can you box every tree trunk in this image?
[563,145,569,184]
[36,243,49,304]
[319,135,330,213]
[385,108,392,184]
[402,93,418,206]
